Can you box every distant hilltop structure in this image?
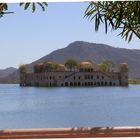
[19,59,128,87]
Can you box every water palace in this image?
[19,60,128,87]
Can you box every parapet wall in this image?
[0,127,140,139]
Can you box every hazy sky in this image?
[0,2,140,69]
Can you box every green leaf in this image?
[123,29,130,41]
[128,32,133,42]
[32,3,36,13]
[42,2,48,7]
[19,3,24,6]
[37,3,45,11]
[24,3,30,10]
[85,1,140,42]
[104,16,108,33]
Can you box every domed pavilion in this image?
[79,61,95,72]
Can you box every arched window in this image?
[78,82,81,86]
[70,82,73,86]
[101,82,104,86]
[88,69,90,72]
[53,83,56,86]
[109,82,112,86]
[97,82,100,86]
[74,82,77,86]
[65,82,68,86]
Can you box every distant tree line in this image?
[129,79,140,84]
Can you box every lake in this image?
[0,84,140,129]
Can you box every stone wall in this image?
[20,71,128,87]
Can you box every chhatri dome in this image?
[56,64,66,71]
[79,61,94,68]
[120,63,128,71]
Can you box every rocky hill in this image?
[0,67,17,78]
[0,41,140,83]
[29,41,140,78]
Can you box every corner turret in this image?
[19,64,27,86]
[119,63,128,86]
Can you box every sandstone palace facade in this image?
[19,60,128,87]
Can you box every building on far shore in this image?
[19,60,128,87]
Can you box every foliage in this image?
[0,3,6,17]
[0,3,13,17]
[33,61,66,72]
[19,64,27,73]
[43,61,55,72]
[85,1,140,42]
[102,59,114,71]
[1,2,140,43]
[34,63,44,73]
[97,63,108,72]
[97,59,114,72]
[19,2,48,13]
[0,2,47,18]
[129,79,140,84]
[119,63,128,71]
[65,59,78,70]
[53,64,59,71]
[53,64,66,71]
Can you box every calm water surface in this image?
[0,84,140,129]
